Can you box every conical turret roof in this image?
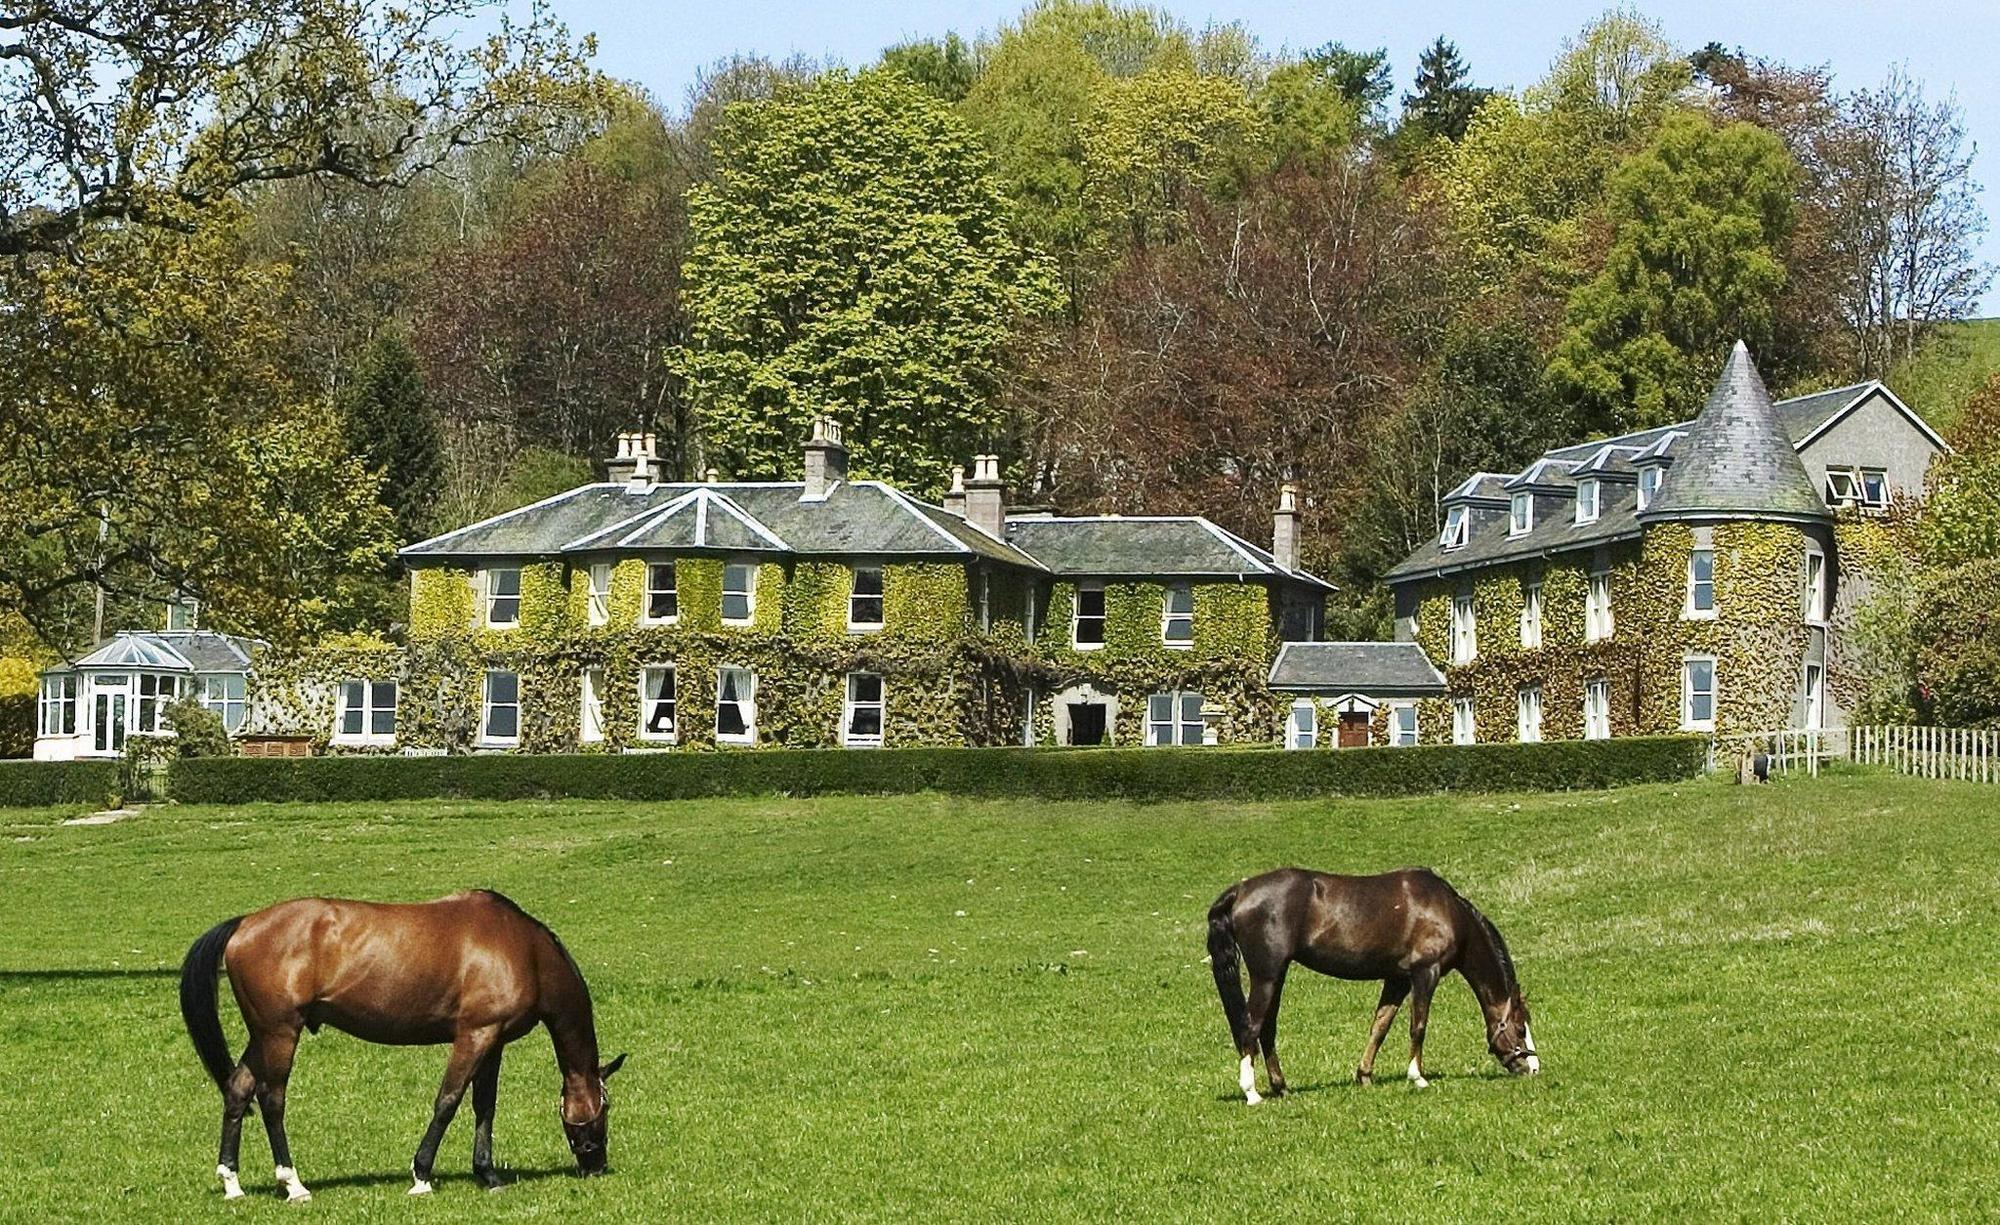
[1637,341,1832,524]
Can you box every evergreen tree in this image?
[341,333,443,547]
[1400,36,1488,143]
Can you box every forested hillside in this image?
[1,1,1993,657]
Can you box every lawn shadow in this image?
[1213,1067,1524,1102]
[299,1164,574,1193]
[0,968,178,981]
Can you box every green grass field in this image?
[3,772,1997,1221]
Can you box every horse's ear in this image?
[600,1053,628,1081]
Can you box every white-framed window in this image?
[1686,549,1716,618]
[1575,478,1599,524]
[842,672,885,747]
[1452,696,1475,745]
[1802,660,1825,730]
[1510,492,1533,536]
[1389,703,1419,747]
[580,667,605,744]
[1161,582,1194,647]
[848,567,884,631]
[1638,465,1661,510]
[1860,468,1888,509]
[1520,580,1542,649]
[38,674,78,736]
[1517,685,1543,743]
[1681,656,1717,731]
[976,570,991,631]
[166,598,199,631]
[335,678,397,742]
[638,665,678,742]
[1825,467,1889,511]
[1440,505,1469,550]
[1023,586,1038,641]
[1287,701,1317,749]
[484,567,521,628]
[481,670,520,744]
[1073,582,1106,649]
[1583,678,1611,740]
[1450,595,1477,665]
[644,562,679,624]
[136,673,178,733]
[715,665,756,744]
[1146,691,1206,746]
[1586,572,1614,641]
[721,563,756,625]
[587,563,612,627]
[1804,548,1827,623]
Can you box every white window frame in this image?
[1575,478,1599,524]
[1804,547,1827,624]
[1685,549,1716,619]
[1023,586,1038,641]
[721,563,756,626]
[39,674,78,736]
[1389,703,1419,747]
[587,563,612,627]
[580,667,605,744]
[1583,678,1611,741]
[1586,571,1614,641]
[135,673,177,734]
[1802,660,1825,730]
[638,664,678,743]
[1146,690,1206,746]
[1440,505,1469,550]
[481,669,520,746]
[334,677,398,744]
[1517,685,1543,743]
[842,672,885,747]
[1681,656,1717,732]
[1072,582,1106,650]
[1509,492,1533,537]
[483,567,521,629]
[643,561,679,625]
[1161,582,1194,648]
[166,598,199,631]
[1859,468,1889,510]
[1452,697,1475,745]
[1520,580,1542,649]
[715,665,757,744]
[976,570,991,631]
[848,566,885,632]
[1637,466,1661,510]
[1450,595,1477,665]
[1286,701,1317,750]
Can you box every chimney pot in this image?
[802,414,848,500]
[1271,481,1302,571]
[964,454,1007,539]
[943,465,967,516]
[705,466,721,484]
[607,429,658,487]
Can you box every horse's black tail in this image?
[180,917,243,1095]
[1207,885,1250,1053]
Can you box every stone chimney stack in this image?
[1271,482,1301,571]
[964,454,1006,539]
[607,431,658,489]
[942,465,967,516]
[802,416,847,501]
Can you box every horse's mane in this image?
[475,889,590,992]
[1447,884,1519,997]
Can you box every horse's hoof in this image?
[1244,1089,1263,1106]
[409,1179,433,1196]
[286,1189,312,1204]
[222,1187,245,1202]
[1356,1071,1373,1086]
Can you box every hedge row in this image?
[0,760,119,809]
[166,736,1709,805]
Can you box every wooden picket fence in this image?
[1725,725,2000,783]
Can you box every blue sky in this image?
[550,0,1999,312]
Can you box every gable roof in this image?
[1637,342,1831,524]
[1003,517,1333,590]
[1267,641,1446,695]
[60,630,257,674]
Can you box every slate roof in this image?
[1267,641,1446,695]
[57,630,257,674]
[1639,342,1832,524]
[1003,517,1334,590]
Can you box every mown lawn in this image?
[1,771,1996,1221]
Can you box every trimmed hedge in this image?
[167,736,1709,806]
[0,760,119,809]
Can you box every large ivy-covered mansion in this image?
[32,342,1942,760]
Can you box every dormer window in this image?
[1638,466,1661,510]
[1509,492,1533,537]
[1575,479,1599,524]
[1440,505,1469,550]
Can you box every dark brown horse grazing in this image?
[1208,867,1537,1104]
[179,890,626,1201]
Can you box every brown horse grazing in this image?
[1208,867,1537,1104]
[178,890,626,1201]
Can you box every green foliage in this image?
[1256,59,1363,167]
[340,332,442,546]
[1911,558,2000,726]
[677,69,1059,495]
[0,657,34,759]
[1296,42,1392,126]
[166,735,1707,805]
[1884,321,2000,440]
[1082,67,1268,249]
[0,760,117,809]
[1548,115,1799,431]
[1399,37,1488,145]
[880,34,981,102]
[163,697,231,759]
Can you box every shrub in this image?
[0,760,118,809]
[165,697,232,759]
[168,736,1709,806]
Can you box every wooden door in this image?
[1337,711,1370,749]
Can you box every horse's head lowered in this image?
[560,1053,627,1174]
[1487,995,1540,1076]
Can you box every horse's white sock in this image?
[218,1164,243,1200]
[1524,1025,1541,1074]
[1239,1054,1262,1105]
[276,1165,310,1202]
[409,1174,434,1196]
[1407,1058,1429,1089]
